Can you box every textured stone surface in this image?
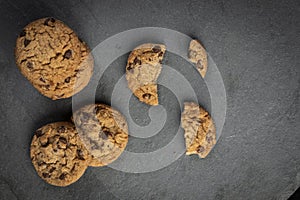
[0,0,299,199]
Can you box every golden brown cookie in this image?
[126,43,166,105]
[30,122,90,187]
[15,17,93,100]
[74,41,94,93]
[181,102,216,158]
[72,104,129,167]
[188,39,207,78]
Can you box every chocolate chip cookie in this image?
[15,17,93,100]
[72,104,129,167]
[181,102,216,158]
[188,39,207,78]
[30,122,90,187]
[126,43,166,105]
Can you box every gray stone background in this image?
[0,0,299,199]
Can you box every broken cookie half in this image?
[181,102,216,158]
[188,39,208,78]
[126,43,166,105]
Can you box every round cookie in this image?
[72,104,129,167]
[30,122,90,187]
[181,102,216,158]
[188,39,207,78]
[15,17,93,100]
[126,43,166,105]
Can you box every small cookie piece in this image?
[181,102,216,158]
[15,18,93,100]
[30,122,90,187]
[126,43,166,105]
[188,39,207,78]
[72,104,129,167]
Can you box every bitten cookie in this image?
[188,39,207,78]
[15,17,93,100]
[72,104,129,167]
[30,122,90,187]
[126,43,166,105]
[181,102,216,158]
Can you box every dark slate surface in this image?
[0,0,299,199]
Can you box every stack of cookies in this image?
[16,18,216,187]
[15,18,93,100]
[30,104,128,187]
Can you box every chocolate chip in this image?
[44,18,50,25]
[20,59,27,64]
[24,39,31,47]
[188,50,197,58]
[103,130,112,137]
[55,93,65,99]
[26,62,33,70]
[44,85,50,90]
[37,161,45,166]
[59,173,66,180]
[197,146,205,153]
[64,77,70,83]
[59,137,67,144]
[206,135,213,143]
[41,142,49,147]
[70,165,76,172]
[63,50,72,59]
[35,130,44,137]
[158,51,164,57]
[49,167,56,173]
[77,149,85,160]
[42,173,50,178]
[39,77,46,83]
[94,106,100,114]
[133,57,141,65]
[44,17,55,26]
[19,30,26,37]
[126,65,133,71]
[57,126,66,133]
[152,46,161,53]
[196,60,203,70]
[142,93,151,100]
